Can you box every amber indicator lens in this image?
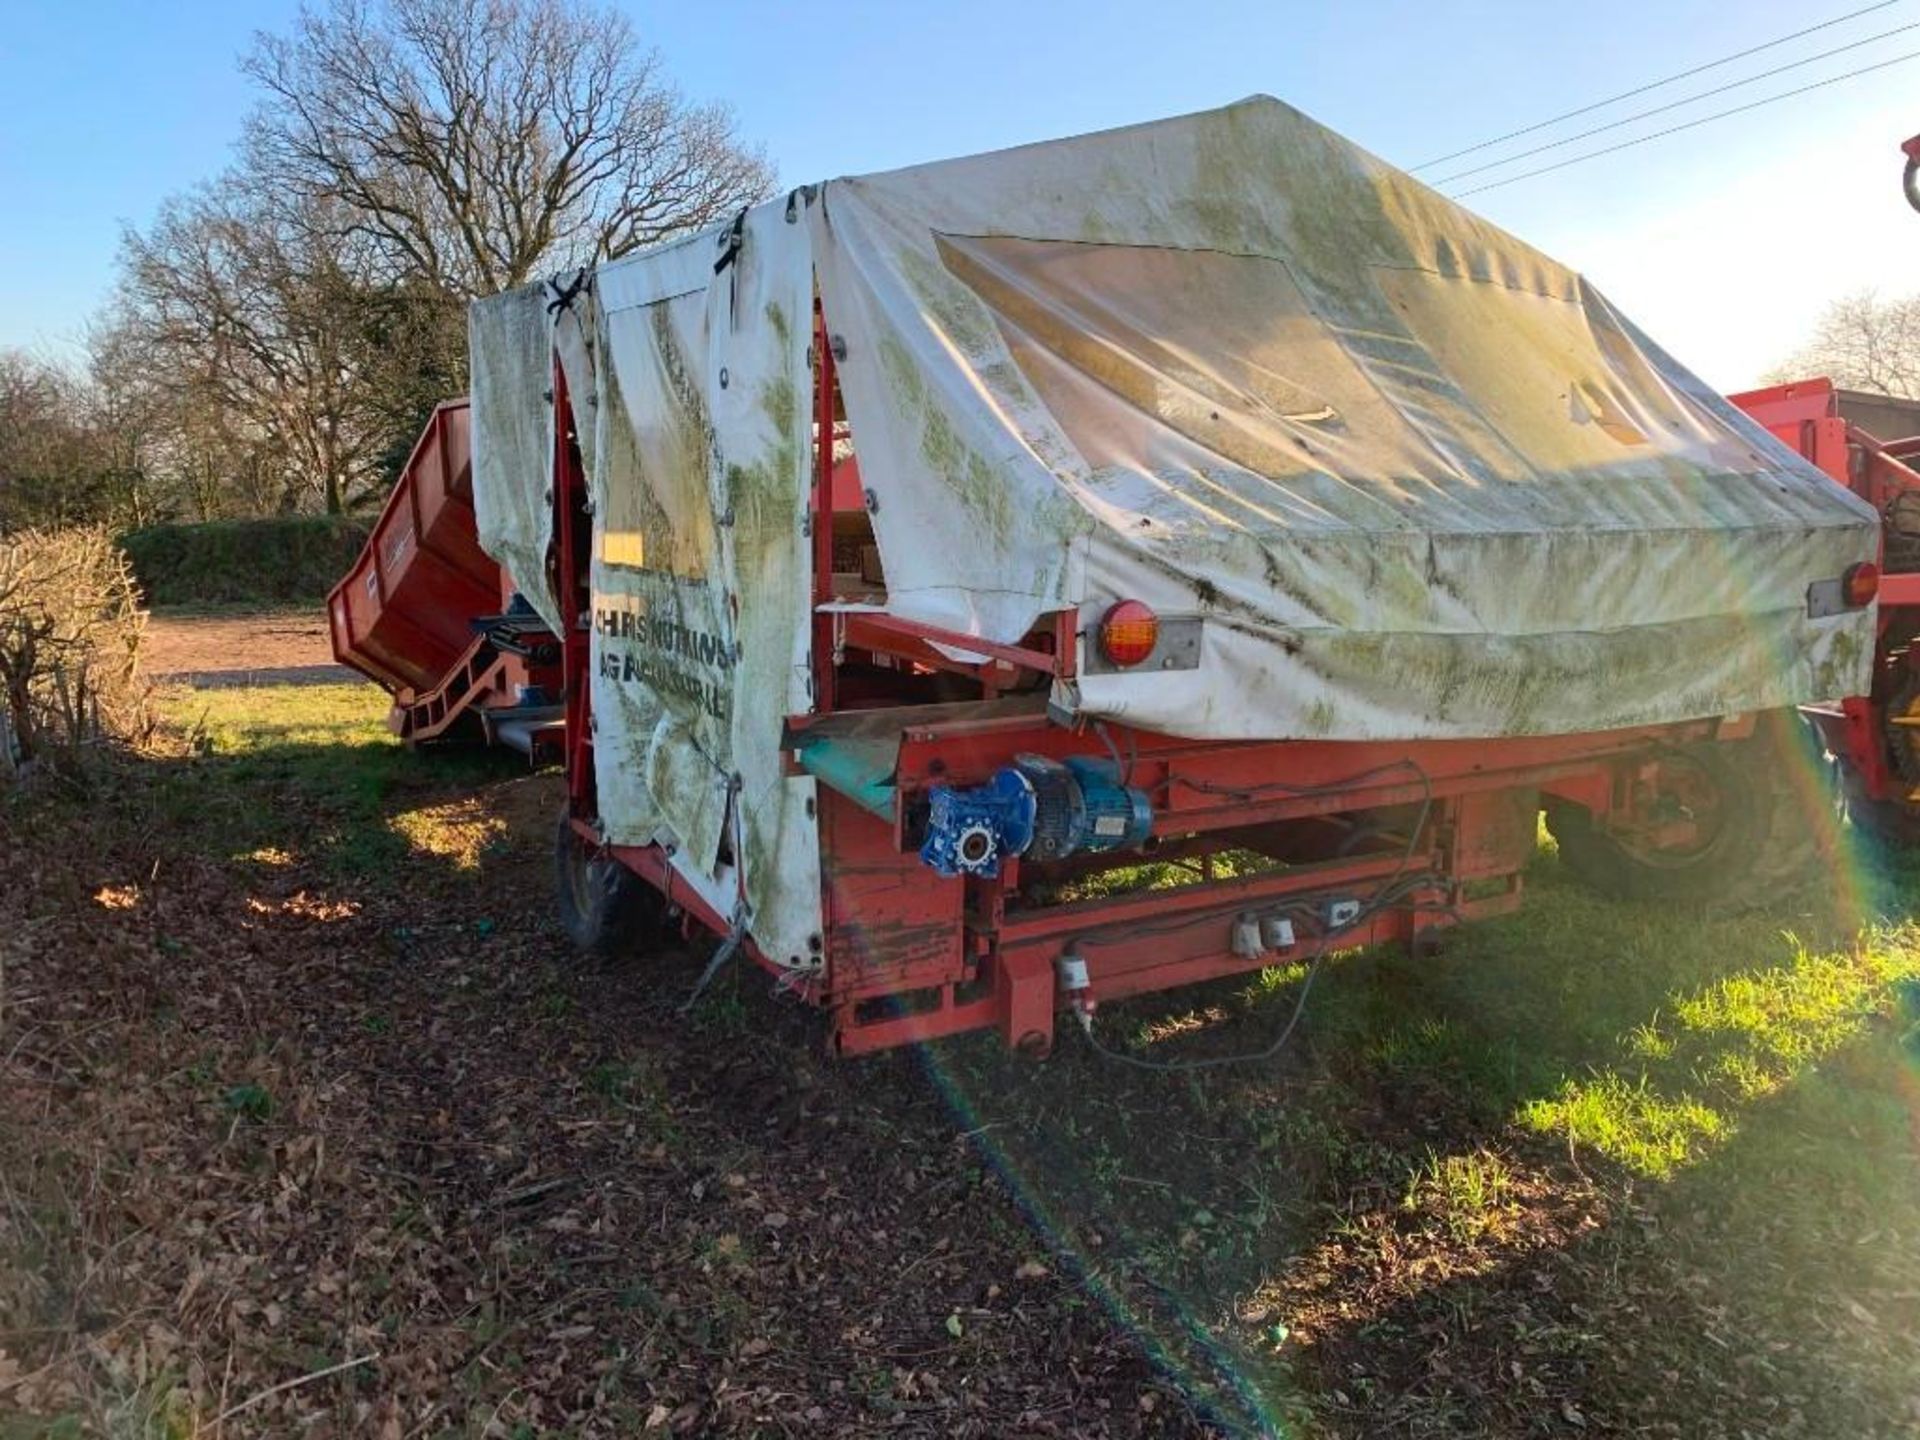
[1844,562,1880,608]
[1098,600,1159,667]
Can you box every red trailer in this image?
[328,374,1868,1058]
[327,399,565,756]
[335,377,1897,1060]
[1732,378,1920,843]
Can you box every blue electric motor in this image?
[919,753,1153,877]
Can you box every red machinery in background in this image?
[1733,378,1920,844]
[1720,133,1920,843]
[327,399,564,757]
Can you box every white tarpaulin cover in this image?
[468,282,559,634]
[470,95,1878,965]
[472,211,824,969]
[809,95,1876,740]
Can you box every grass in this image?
[1509,920,1920,1175]
[1046,847,1283,904]
[1401,1150,1517,1241]
[1,678,555,1437]
[157,682,1920,1190]
[1520,1071,1728,1177]
[929,836,1920,1432]
[177,680,388,748]
[219,1081,273,1121]
[152,682,511,878]
[143,600,330,621]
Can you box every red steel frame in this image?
[551,312,1779,1058]
[1730,377,1920,807]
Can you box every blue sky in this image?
[5,0,1918,387]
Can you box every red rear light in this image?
[1844,561,1880,608]
[1098,600,1159,667]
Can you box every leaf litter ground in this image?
[4,636,1920,1438]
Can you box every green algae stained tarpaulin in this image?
[584,213,821,968]
[471,212,824,974]
[807,95,1878,740]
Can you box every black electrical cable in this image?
[1079,906,1335,1073]
[1078,874,1457,1074]
[1429,18,1920,188]
[1411,0,1902,172]
[1071,760,1440,1073]
[1162,755,1431,805]
[1091,719,1136,787]
[1449,46,1920,198]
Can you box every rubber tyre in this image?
[1545,709,1832,910]
[553,810,665,959]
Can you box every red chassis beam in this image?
[578,702,1691,1058]
[829,609,1075,684]
[1882,572,1920,608]
[831,844,1473,1059]
[884,709,1737,822]
[805,710,1742,1057]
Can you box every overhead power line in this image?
[1450,45,1920,198]
[1412,0,1902,172]
[1431,18,1920,187]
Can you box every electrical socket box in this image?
[1260,915,1296,950]
[1325,898,1362,929]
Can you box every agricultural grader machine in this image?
[332,96,1897,1059]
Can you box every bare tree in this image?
[0,353,88,527]
[81,321,168,529]
[74,0,767,524]
[0,351,143,531]
[117,181,396,514]
[85,308,275,523]
[1775,290,1920,398]
[241,0,775,296]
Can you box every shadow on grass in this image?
[1248,1010,1920,1437]
[0,684,567,1436]
[4,682,1175,1437]
[136,683,534,885]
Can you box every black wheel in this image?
[1545,709,1833,910]
[553,809,666,958]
